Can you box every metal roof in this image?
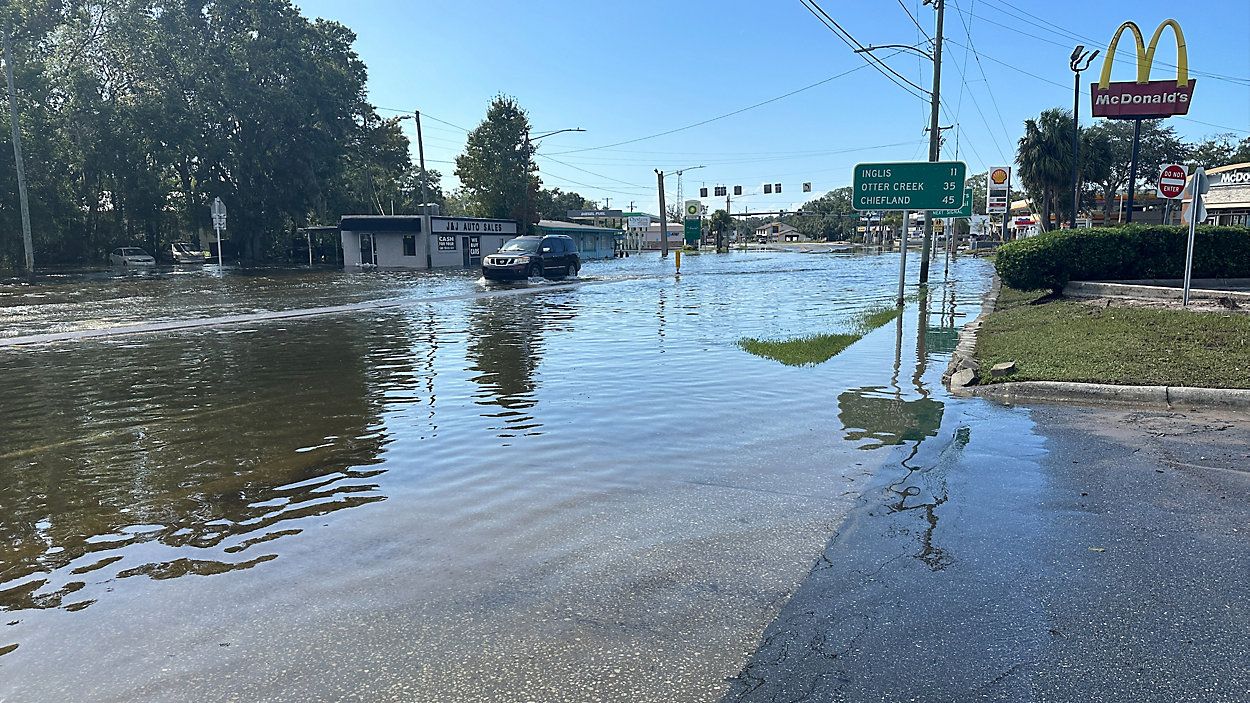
[339,215,423,232]
[535,219,622,235]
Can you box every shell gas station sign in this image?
[1091,19,1195,119]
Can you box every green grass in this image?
[978,289,1250,388]
[739,333,861,367]
[993,286,1049,312]
[855,306,902,334]
[737,304,903,367]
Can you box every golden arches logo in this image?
[1098,19,1188,89]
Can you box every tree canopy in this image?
[0,0,431,269]
[454,94,539,230]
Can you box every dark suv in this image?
[482,235,580,281]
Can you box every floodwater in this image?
[0,251,993,701]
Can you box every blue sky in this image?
[295,0,1250,215]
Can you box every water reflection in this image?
[0,319,398,612]
[837,387,945,450]
[465,294,578,439]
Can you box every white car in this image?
[109,247,156,266]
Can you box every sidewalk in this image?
[721,402,1250,702]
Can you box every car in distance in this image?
[482,235,580,281]
[109,247,157,266]
[170,242,206,265]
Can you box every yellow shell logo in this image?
[990,168,1009,185]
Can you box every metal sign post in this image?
[897,210,909,307]
[1181,167,1209,307]
[210,197,227,268]
[852,161,967,307]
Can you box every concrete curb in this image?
[969,381,1250,410]
[1064,280,1250,303]
[942,273,1000,390]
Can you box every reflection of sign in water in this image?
[838,387,944,450]
[437,235,456,251]
[469,236,480,256]
[924,326,960,357]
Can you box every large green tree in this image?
[1,0,408,270]
[535,187,596,221]
[1083,118,1186,225]
[455,95,539,229]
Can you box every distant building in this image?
[640,222,685,250]
[1183,162,1250,226]
[754,222,801,242]
[534,220,622,259]
[339,215,518,269]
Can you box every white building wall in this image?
[341,231,363,267]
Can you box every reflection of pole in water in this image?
[914,286,931,397]
[425,307,439,430]
[657,287,667,349]
[891,310,904,394]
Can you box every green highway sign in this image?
[684,218,700,243]
[931,186,975,218]
[852,161,967,211]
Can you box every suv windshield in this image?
[499,238,540,253]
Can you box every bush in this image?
[994,225,1250,291]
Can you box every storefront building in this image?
[533,220,622,259]
[1184,162,1250,227]
[339,215,518,269]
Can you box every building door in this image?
[359,233,374,266]
[462,236,481,266]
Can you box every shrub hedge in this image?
[994,225,1250,292]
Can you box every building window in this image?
[402,235,417,256]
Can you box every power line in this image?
[943,36,1250,137]
[956,1,1250,88]
[897,0,933,43]
[535,153,652,190]
[546,63,877,155]
[946,0,1013,157]
[799,0,930,100]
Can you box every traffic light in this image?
[774,183,782,193]
[714,185,727,197]
[699,187,708,198]
[763,183,773,194]
[733,185,742,196]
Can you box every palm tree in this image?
[1017,108,1074,231]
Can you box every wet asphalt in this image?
[721,401,1250,703]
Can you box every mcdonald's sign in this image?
[1090,19,1195,119]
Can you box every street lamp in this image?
[1069,45,1099,230]
[525,127,584,233]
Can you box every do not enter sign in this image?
[1157,164,1188,199]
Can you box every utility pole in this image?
[4,28,33,278]
[415,111,433,269]
[655,170,670,257]
[919,0,944,285]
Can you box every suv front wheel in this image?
[529,261,544,278]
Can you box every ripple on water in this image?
[0,253,992,628]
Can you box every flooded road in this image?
[0,252,994,700]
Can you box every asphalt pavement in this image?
[721,400,1250,703]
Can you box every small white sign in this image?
[627,216,650,229]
